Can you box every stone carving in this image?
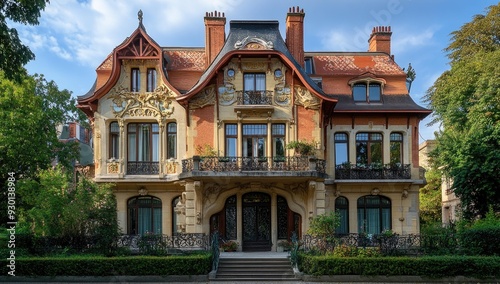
[189,85,216,109]
[165,160,177,174]
[235,36,273,50]
[107,161,120,174]
[294,86,320,110]
[108,83,175,118]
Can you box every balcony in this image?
[237,90,273,105]
[335,163,411,180]
[181,156,326,177]
[127,161,159,175]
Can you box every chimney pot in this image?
[368,26,392,54]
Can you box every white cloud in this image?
[17,0,245,68]
[392,27,437,55]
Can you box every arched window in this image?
[128,196,162,235]
[357,195,391,234]
[167,122,177,159]
[172,196,181,234]
[335,196,349,234]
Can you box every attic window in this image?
[351,78,384,103]
[304,58,313,74]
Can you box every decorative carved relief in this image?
[108,83,175,118]
[165,160,177,174]
[138,187,148,196]
[287,182,308,199]
[189,85,216,109]
[241,61,267,72]
[294,86,320,110]
[235,36,273,50]
[107,161,120,174]
[218,62,239,106]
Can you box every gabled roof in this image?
[77,11,179,110]
[179,20,335,104]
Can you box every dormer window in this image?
[304,57,313,74]
[353,83,381,102]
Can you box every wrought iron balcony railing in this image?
[335,163,411,179]
[182,156,325,174]
[236,90,273,105]
[127,161,159,175]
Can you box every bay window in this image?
[127,123,159,174]
[356,132,382,166]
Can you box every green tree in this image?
[18,167,119,255]
[425,3,500,220]
[0,0,49,81]
[419,168,443,226]
[0,71,83,225]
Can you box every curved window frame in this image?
[128,195,162,235]
[349,78,385,103]
[335,196,349,234]
[357,195,391,234]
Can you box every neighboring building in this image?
[57,122,94,179]
[77,7,431,251]
[419,140,460,224]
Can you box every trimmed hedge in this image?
[0,253,212,277]
[298,254,500,278]
[459,227,500,256]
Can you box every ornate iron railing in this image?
[117,233,209,254]
[182,156,325,174]
[301,233,424,256]
[127,161,159,175]
[236,90,273,105]
[335,163,411,179]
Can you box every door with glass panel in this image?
[242,124,267,170]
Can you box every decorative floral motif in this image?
[189,85,216,109]
[294,86,320,109]
[108,83,175,118]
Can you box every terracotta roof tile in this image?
[311,54,404,76]
[165,49,206,71]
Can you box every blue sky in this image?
[15,0,498,142]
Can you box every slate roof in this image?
[329,94,431,117]
[184,20,326,97]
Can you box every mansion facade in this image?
[77,7,431,251]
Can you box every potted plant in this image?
[220,240,238,252]
[277,240,293,252]
[285,140,316,156]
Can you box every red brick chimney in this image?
[368,26,392,54]
[204,10,226,67]
[286,6,305,67]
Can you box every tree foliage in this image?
[425,3,500,220]
[0,71,82,178]
[0,71,84,225]
[0,0,49,81]
[419,168,442,226]
[18,167,119,255]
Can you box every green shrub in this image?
[0,253,212,276]
[458,208,500,255]
[298,253,500,279]
[332,244,381,258]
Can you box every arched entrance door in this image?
[242,192,271,251]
